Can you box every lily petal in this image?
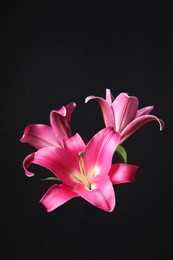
[136,106,154,117]
[109,163,139,184]
[106,88,114,104]
[85,95,115,127]
[40,183,78,212]
[63,133,86,154]
[50,102,76,142]
[120,114,165,143]
[28,147,79,187]
[75,175,115,212]
[84,127,120,176]
[23,153,35,177]
[112,93,139,132]
[20,124,60,149]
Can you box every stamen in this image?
[78,151,92,190]
[78,151,85,156]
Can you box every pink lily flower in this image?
[23,127,138,212]
[85,89,165,143]
[20,102,76,149]
[20,102,76,177]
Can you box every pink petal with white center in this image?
[112,93,139,132]
[75,175,115,212]
[136,106,154,117]
[85,95,115,127]
[108,163,139,184]
[40,183,78,212]
[84,127,120,176]
[50,102,76,140]
[20,124,60,149]
[63,133,86,154]
[120,114,165,144]
[30,147,79,187]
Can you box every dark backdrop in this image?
[1,1,172,259]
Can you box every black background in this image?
[1,1,172,259]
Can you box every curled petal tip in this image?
[26,171,35,177]
[20,132,28,143]
[159,119,165,131]
[58,106,67,116]
[20,135,24,143]
[85,96,91,103]
[72,102,77,107]
[23,153,35,177]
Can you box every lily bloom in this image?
[85,89,165,144]
[20,102,76,177]
[20,102,76,149]
[23,127,138,212]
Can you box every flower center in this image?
[72,151,92,190]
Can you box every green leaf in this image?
[41,177,60,182]
[116,145,127,164]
